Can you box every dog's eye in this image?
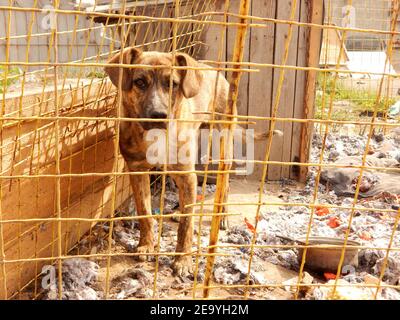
[134,79,147,89]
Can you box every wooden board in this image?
[227,0,250,118]
[198,0,226,64]
[174,0,194,53]
[269,0,301,180]
[299,0,324,182]
[0,80,131,299]
[290,0,309,179]
[0,1,110,71]
[134,5,153,49]
[153,3,173,52]
[0,171,130,300]
[198,0,319,181]
[247,0,276,179]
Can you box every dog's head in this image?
[104,48,203,130]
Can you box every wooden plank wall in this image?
[0,1,206,72]
[0,0,110,71]
[201,0,314,180]
[0,80,131,299]
[0,0,210,299]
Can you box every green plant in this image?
[86,70,107,79]
[0,66,22,93]
[315,73,396,121]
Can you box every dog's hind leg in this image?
[171,172,197,276]
[130,174,154,262]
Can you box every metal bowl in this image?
[296,237,360,272]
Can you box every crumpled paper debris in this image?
[112,268,154,299]
[46,258,100,300]
[213,258,265,285]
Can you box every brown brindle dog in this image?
[104,47,231,276]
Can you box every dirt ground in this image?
[90,179,301,300]
[19,127,400,300]
[18,179,303,300]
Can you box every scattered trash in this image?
[213,258,266,285]
[372,255,400,285]
[244,218,256,234]
[150,181,217,215]
[358,231,372,241]
[113,222,139,252]
[41,130,400,300]
[324,272,337,280]
[314,279,374,300]
[316,206,330,216]
[314,277,400,300]
[283,272,313,294]
[327,217,341,229]
[45,258,100,300]
[223,225,253,245]
[152,190,180,214]
[111,268,154,299]
[388,101,400,118]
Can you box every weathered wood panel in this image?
[300,0,324,182]
[291,0,309,180]
[0,81,131,299]
[0,0,109,70]
[200,0,317,181]
[269,0,301,180]
[0,0,210,299]
[199,0,227,64]
[247,0,276,179]
[1,1,204,69]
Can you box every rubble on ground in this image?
[41,128,399,300]
[45,258,101,300]
[111,268,154,299]
[213,258,266,285]
[210,128,400,299]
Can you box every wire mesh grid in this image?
[0,0,399,300]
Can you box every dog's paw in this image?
[172,256,193,277]
[136,243,154,262]
[219,216,229,230]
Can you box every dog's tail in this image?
[236,125,283,144]
[253,129,284,141]
[199,123,283,143]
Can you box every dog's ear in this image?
[104,47,141,91]
[176,53,203,99]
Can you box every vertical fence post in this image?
[202,0,251,299]
[299,0,324,182]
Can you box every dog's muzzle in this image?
[142,109,168,130]
[149,110,168,119]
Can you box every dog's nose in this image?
[150,110,168,119]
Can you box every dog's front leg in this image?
[172,173,196,276]
[130,174,154,261]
